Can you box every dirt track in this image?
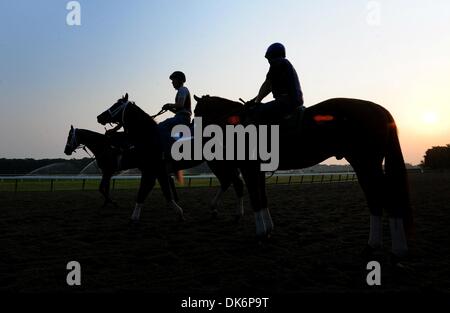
[1,172,449,293]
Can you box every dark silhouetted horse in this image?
[194,95,413,260]
[64,126,135,207]
[96,94,245,221]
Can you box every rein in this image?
[69,129,95,157]
[151,109,168,119]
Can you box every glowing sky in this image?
[1,0,449,164]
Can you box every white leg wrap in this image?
[169,200,184,217]
[255,208,274,237]
[368,215,383,249]
[255,211,266,237]
[235,197,244,217]
[389,218,408,257]
[131,203,143,221]
[211,189,224,210]
[261,208,274,232]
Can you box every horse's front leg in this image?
[208,161,228,217]
[209,162,244,220]
[156,166,184,221]
[131,172,156,222]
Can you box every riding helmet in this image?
[169,71,186,83]
[265,43,286,60]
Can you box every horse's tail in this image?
[384,117,415,240]
[175,170,184,185]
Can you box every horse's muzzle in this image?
[97,115,107,125]
[64,146,72,156]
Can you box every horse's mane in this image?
[76,129,105,139]
[194,95,242,117]
[199,95,242,106]
[128,102,158,127]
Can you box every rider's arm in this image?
[173,87,188,109]
[163,87,189,111]
[255,79,272,103]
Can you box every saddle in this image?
[107,132,134,152]
[243,105,305,135]
[278,106,305,135]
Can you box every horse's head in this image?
[193,95,243,125]
[97,93,130,125]
[193,95,209,118]
[64,125,79,155]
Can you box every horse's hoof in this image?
[389,252,408,268]
[210,210,219,219]
[177,214,186,222]
[361,245,380,259]
[129,219,140,226]
[256,232,271,244]
[255,225,273,242]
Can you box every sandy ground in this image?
[1,172,449,293]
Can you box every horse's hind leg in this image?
[353,159,408,259]
[132,172,156,221]
[213,165,246,219]
[350,159,386,254]
[232,169,245,219]
[256,169,272,230]
[240,164,272,239]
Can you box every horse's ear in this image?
[194,95,200,102]
[124,93,128,101]
[71,125,74,130]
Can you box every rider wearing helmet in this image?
[250,43,304,122]
[158,71,192,151]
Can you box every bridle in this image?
[66,127,79,153]
[151,109,167,119]
[108,100,130,125]
[66,128,95,158]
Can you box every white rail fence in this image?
[0,173,358,192]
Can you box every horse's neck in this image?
[215,98,242,113]
[124,104,156,133]
[77,130,107,156]
[202,98,242,123]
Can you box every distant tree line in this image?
[0,155,425,175]
[0,158,92,175]
[422,145,450,170]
